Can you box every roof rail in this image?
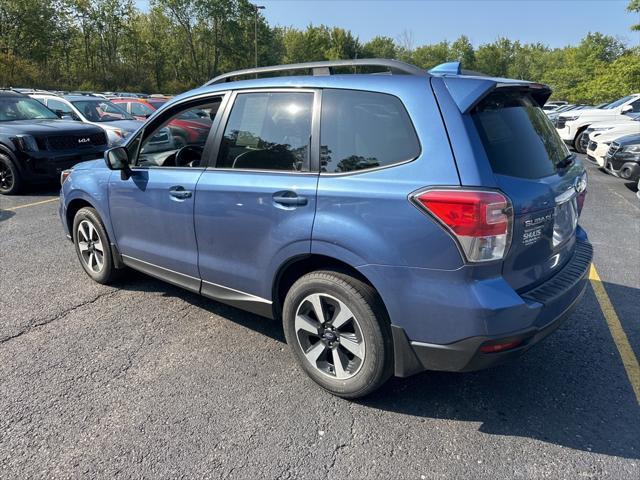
[204,58,427,86]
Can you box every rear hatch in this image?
[468,88,586,292]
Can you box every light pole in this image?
[252,4,265,70]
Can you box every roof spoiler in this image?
[441,76,552,113]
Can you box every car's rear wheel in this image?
[0,155,21,195]
[283,270,393,398]
[73,207,120,284]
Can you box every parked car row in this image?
[0,89,187,194]
[0,89,108,194]
[549,94,640,186]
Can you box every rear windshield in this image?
[471,91,570,179]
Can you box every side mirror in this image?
[105,146,132,180]
[621,105,633,114]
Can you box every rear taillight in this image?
[412,189,512,262]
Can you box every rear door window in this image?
[471,91,570,179]
[216,91,314,172]
[320,89,419,173]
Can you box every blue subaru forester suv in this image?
[59,59,592,398]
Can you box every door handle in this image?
[273,192,308,206]
[169,186,192,200]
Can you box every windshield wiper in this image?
[556,153,575,169]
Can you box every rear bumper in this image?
[385,237,593,376]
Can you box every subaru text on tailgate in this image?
[58,60,592,398]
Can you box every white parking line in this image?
[4,198,58,211]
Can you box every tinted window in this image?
[0,96,58,121]
[131,102,155,117]
[72,100,134,122]
[320,89,419,173]
[47,99,73,114]
[471,91,570,179]
[603,95,635,110]
[216,92,313,171]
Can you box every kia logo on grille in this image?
[78,137,91,144]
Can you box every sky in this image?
[135,0,639,48]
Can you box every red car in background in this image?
[111,98,212,147]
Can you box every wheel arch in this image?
[272,254,387,320]
[0,143,20,169]
[574,123,590,141]
[66,198,96,235]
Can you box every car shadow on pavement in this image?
[0,209,16,222]
[115,270,286,343]
[115,272,639,459]
[622,180,639,193]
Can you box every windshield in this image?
[471,90,570,179]
[0,96,59,122]
[72,100,134,122]
[603,95,635,110]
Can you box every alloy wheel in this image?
[0,162,14,192]
[294,293,365,379]
[77,220,105,273]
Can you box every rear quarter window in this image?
[471,91,570,179]
[320,89,420,173]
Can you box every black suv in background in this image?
[0,90,108,194]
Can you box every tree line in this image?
[1,0,638,103]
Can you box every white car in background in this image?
[31,93,175,151]
[31,93,142,145]
[585,116,640,167]
[556,93,640,151]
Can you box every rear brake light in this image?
[412,189,512,262]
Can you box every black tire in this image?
[0,155,22,195]
[283,270,393,399]
[72,207,120,284]
[574,129,587,153]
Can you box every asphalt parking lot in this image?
[0,156,638,479]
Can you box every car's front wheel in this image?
[73,207,120,284]
[0,155,21,195]
[283,271,393,398]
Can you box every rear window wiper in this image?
[556,154,575,169]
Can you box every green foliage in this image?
[361,36,397,59]
[0,0,638,102]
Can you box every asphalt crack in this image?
[0,289,118,345]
